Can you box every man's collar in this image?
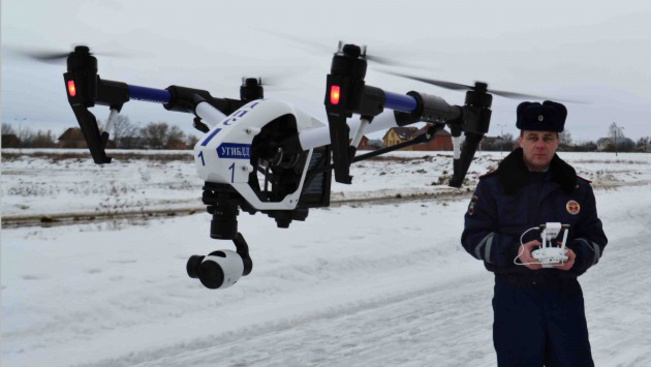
[497,148,577,194]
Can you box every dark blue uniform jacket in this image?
[461,148,607,280]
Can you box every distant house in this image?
[165,139,188,150]
[410,126,452,151]
[59,127,116,149]
[2,134,21,148]
[382,126,453,151]
[597,138,613,151]
[357,136,370,150]
[357,136,383,151]
[368,139,384,150]
[643,141,651,152]
[382,127,419,151]
[58,128,87,148]
[479,135,518,152]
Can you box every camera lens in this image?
[198,260,225,289]
[186,255,205,278]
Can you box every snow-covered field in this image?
[2,150,651,366]
[3,149,650,218]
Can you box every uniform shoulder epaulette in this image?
[479,169,498,179]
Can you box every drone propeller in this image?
[244,75,285,88]
[334,42,408,67]
[380,70,588,103]
[263,30,414,68]
[23,50,72,62]
[7,45,127,64]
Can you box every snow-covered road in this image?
[3,182,650,367]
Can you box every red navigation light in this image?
[67,80,77,97]
[330,85,341,105]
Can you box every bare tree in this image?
[577,140,597,152]
[619,138,636,151]
[19,129,57,148]
[560,129,573,146]
[2,122,16,135]
[165,125,186,149]
[608,122,621,155]
[186,134,200,149]
[97,115,140,148]
[608,122,626,148]
[608,122,624,140]
[113,115,140,148]
[139,122,189,149]
[500,132,515,151]
[141,122,169,149]
[12,127,38,147]
[2,123,22,148]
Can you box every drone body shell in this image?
[194,99,324,210]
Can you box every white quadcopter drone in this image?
[37,43,561,289]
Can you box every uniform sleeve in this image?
[461,180,519,267]
[566,184,608,275]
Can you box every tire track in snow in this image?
[5,179,648,229]
[582,229,651,366]
[76,186,651,367]
[1,188,471,229]
[76,273,497,367]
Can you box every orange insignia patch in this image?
[566,200,580,215]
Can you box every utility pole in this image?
[15,117,26,152]
[612,122,625,157]
[615,122,618,157]
[620,125,625,156]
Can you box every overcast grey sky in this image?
[2,0,650,141]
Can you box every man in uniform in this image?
[461,101,607,367]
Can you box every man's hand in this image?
[519,240,542,270]
[556,247,576,271]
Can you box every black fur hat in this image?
[516,100,567,132]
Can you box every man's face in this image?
[518,131,559,171]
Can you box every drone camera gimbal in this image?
[187,232,253,289]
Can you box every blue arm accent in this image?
[128,85,171,104]
[384,91,418,114]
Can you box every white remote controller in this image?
[531,222,570,267]
[531,247,568,267]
